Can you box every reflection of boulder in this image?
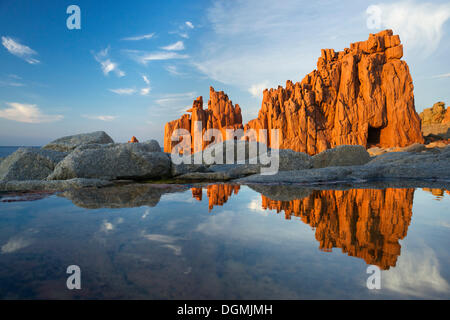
[422,188,446,199]
[262,188,415,270]
[190,184,240,211]
[60,184,189,209]
[248,184,312,201]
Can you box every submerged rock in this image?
[0,148,67,181]
[47,143,170,181]
[43,131,114,152]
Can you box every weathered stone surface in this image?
[60,184,188,209]
[201,140,266,165]
[367,147,386,156]
[239,146,450,185]
[47,143,171,181]
[164,87,243,153]
[0,148,67,181]
[312,145,370,168]
[43,131,114,152]
[171,163,211,177]
[244,30,424,155]
[0,178,112,192]
[420,102,449,125]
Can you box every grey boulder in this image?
[0,148,67,181]
[47,143,171,180]
[43,131,114,152]
[312,145,371,168]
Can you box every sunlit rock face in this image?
[244,29,424,154]
[164,87,243,153]
[261,188,415,270]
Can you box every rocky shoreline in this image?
[1,131,449,194]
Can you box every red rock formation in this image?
[262,188,414,269]
[164,87,243,153]
[128,136,139,143]
[420,102,449,125]
[245,30,424,154]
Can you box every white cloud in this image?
[109,88,136,95]
[1,237,32,254]
[126,50,189,65]
[166,65,184,76]
[94,47,125,77]
[366,1,450,57]
[0,102,63,123]
[248,82,269,98]
[161,41,185,51]
[140,87,151,96]
[82,115,117,121]
[121,33,155,41]
[431,73,450,79]
[0,80,25,87]
[142,74,150,85]
[155,92,196,107]
[383,246,450,298]
[185,21,195,29]
[1,36,40,64]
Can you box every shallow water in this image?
[0,184,449,299]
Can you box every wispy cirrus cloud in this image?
[431,73,450,79]
[1,36,40,64]
[82,114,117,121]
[155,92,197,107]
[140,87,151,96]
[109,88,136,95]
[142,74,150,85]
[121,33,155,41]
[166,65,185,76]
[248,82,269,98]
[185,21,195,29]
[93,47,125,77]
[0,102,63,123]
[160,41,185,51]
[125,50,189,65]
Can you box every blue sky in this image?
[1,0,450,146]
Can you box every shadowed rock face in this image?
[262,188,415,270]
[164,87,243,153]
[245,29,424,154]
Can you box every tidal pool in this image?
[0,184,449,299]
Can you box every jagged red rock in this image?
[245,29,424,154]
[164,87,243,153]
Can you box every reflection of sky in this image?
[0,186,448,299]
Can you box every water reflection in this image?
[189,185,419,270]
[0,183,448,299]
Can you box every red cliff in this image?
[245,29,424,154]
[164,87,243,153]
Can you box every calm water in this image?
[0,183,449,299]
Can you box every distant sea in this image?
[0,146,40,158]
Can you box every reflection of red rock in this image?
[128,136,139,143]
[191,184,240,211]
[192,187,202,201]
[262,188,414,270]
[422,188,445,198]
[245,30,424,154]
[164,87,243,153]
